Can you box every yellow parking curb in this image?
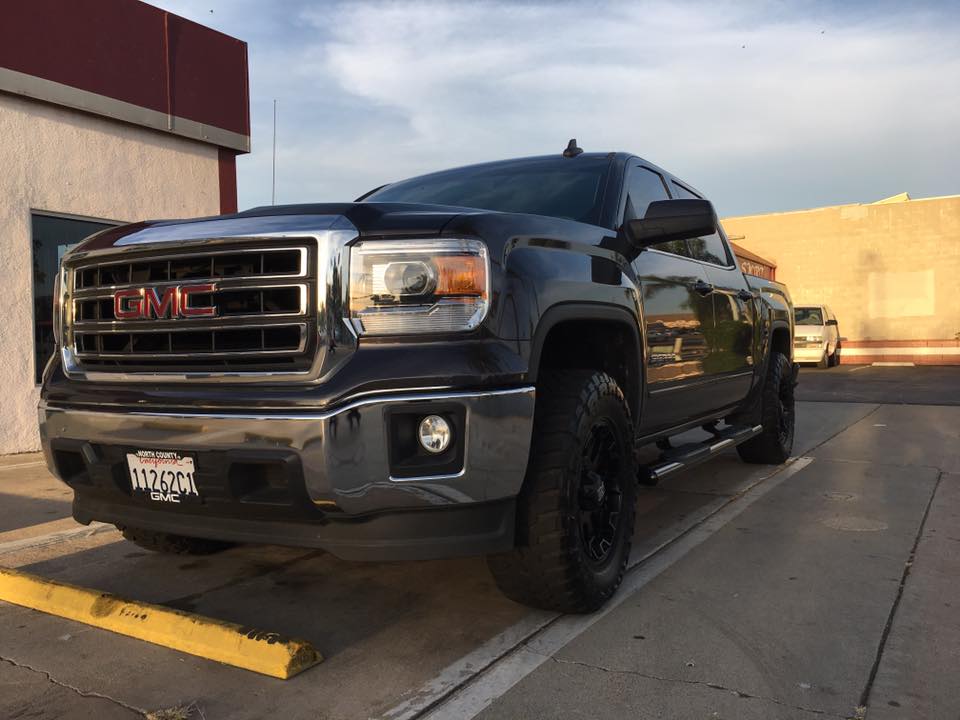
[0,566,322,679]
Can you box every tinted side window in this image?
[670,182,732,266]
[624,167,690,257]
[624,166,669,221]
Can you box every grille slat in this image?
[73,285,305,322]
[73,324,305,358]
[65,244,316,374]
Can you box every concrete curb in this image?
[0,566,322,679]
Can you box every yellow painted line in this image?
[0,566,322,679]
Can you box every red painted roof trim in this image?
[0,0,249,149]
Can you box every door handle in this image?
[737,289,757,302]
[691,280,714,296]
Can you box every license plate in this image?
[126,450,199,503]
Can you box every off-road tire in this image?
[487,370,637,613]
[737,351,795,464]
[117,526,234,555]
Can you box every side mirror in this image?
[826,319,838,326]
[626,199,718,249]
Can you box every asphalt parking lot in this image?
[796,364,960,406]
[2,366,959,720]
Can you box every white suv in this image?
[794,305,841,367]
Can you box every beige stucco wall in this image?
[722,196,960,343]
[0,93,221,454]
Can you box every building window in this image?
[32,213,118,383]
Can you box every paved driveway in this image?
[2,368,958,719]
[797,364,960,406]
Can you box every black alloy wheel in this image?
[776,362,796,448]
[578,419,624,565]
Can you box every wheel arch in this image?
[729,316,793,425]
[528,303,644,419]
[769,320,792,362]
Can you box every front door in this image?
[634,249,716,433]
[618,164,719,434]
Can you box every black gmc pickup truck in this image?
[40,143,796,612]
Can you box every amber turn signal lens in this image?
[349,238,489,335]
[434,255,486,298]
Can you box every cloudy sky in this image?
[157,0,959,217]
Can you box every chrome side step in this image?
[644,424,763,483]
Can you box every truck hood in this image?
[69,202,475,255]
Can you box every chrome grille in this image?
[65,243,316,374]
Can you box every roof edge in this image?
[722,192,960,222]
[0,67,249,152]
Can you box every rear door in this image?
[670,181,756,409]
[623,165,717,433]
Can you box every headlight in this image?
[349,239,489,336]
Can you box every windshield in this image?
[364,156,612,226]
[795,307,825,326]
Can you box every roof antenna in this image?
[562,138,583,158]
[271,99,278,205]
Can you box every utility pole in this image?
[271,99,277,205]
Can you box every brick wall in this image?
[722,195,960,365]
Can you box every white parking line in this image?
[0,522,114,556]
[387,456,814,720]
[382,611,558,720]
[0,460,45,472]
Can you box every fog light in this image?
[418,415,452,454]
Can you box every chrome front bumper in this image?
[38,386,535,560]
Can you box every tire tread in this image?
[737,351,795,464]
[487,370,637,613]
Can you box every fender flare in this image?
[527,302,645,416]
[768,319,792,358]
[754,316,791,377]
[735,317,792,422]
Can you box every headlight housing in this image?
[349,239,489,336]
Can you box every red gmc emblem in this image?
[114,284,217,320]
